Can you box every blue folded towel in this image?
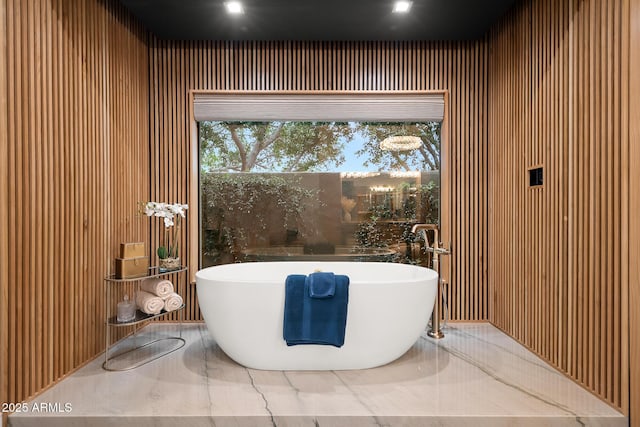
[283,275,307,345]
[307,272,335,298]
[283,273,349,347]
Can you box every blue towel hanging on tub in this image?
[283,273,349,347]
[307,272,335,298]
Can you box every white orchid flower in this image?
[172,204,188,218]
[144,202,157,216]
[160,203,188,218]
[166,204,181,215]
[141,201,186,260]
[142,201,186,225]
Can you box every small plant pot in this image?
[159,257,180,272]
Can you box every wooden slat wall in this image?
[629,0,640,423]
[5,0,634,419]
[148,40,490,323]
[488,0,629,412]
[1,0,9,423]
[1,0,149,408]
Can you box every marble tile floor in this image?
[9,323,626,427]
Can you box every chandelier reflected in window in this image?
[379,135,422,151]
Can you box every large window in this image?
[199,120,441,267]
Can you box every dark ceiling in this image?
[120,0,518,41]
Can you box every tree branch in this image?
[228,125,248,171]
[284,151,306,172]
[260,123,285,150]
[246,123,285,171]
[420,132,440,169]
[390,152,411,171]
[418,146,437,170]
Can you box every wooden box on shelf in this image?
[115,256,149,279]
[115,241,148,278]
[120,242,145,258]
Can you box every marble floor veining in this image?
[9,323,626,426]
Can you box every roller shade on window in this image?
[193,93,445,122]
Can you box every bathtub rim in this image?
[195,260,438,285]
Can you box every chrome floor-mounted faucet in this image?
[411,223,451,339]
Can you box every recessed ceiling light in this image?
[393,1,412,13]
[225,1,244,14]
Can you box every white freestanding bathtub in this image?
[196,261,438,370]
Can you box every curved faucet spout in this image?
[410,223,439,233]
[411,223,439,249]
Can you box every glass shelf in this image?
[104,266,187,283]
[107,305,185,327]
[103,266,188,371]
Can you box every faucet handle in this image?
[438,241,452,255]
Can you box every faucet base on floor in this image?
[427,303,445,339]
[427,330,445,339]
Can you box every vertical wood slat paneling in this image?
[0,0,149,408]
[2,0,634,421]
[0,0,8,424]
[149,39,491,325]
[629,0,640,423]
[488,0,629,412]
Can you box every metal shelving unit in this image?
[103,266,187,371]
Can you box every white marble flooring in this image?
[9,323,626,427]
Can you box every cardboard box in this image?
[115,256,149,279]
[120,242,146,259]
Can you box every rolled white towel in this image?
[163,292,183,312]
[140,277,174,298]
[136,290,164,315]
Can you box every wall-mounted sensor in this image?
[529,167,543,187]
